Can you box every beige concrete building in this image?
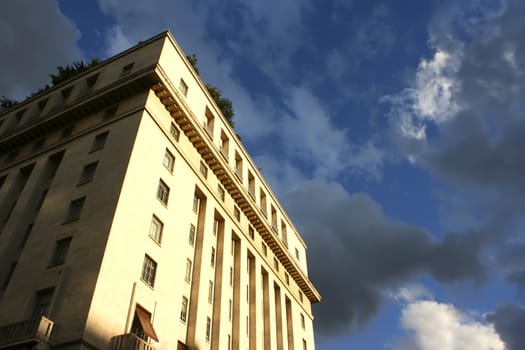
[0,31,320,350]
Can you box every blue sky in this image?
[2,0,525,349]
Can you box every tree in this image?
[50,59,100,86]
[186,55,235,128]
[0,96,18,113]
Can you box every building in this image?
[0,31,321,350]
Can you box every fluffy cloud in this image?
[393,301,505,350]
[0,0,80,99]
[282,180,485,334]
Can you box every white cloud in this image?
[104,25,133,57]
[389,283,434,303]
[392,301,506,350]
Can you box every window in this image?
[281,221,288,246]
[299,290,303,303]
[260,190,267,217]
[192,194,200,213]
[65,197,86,223]
[210,247,216,267]
[1,263,16,290]
[130,305,159,341]
[228,335,231,350]
[121,63,134,76]
[163,149,175,172]
[285,273,290,285]
[170,122,180,141]
[231,239,236,256]
[271,206,278,231]
[295,248,300,261]
[85,74,99,92]
[50,237,72,265]
[157,180,170,205]
[234,152,243,181]
[180,296,188,322]
[32,288,54,319]
[303,339,307,350]
[234,206,240,221]
[91,131,109,152]
[179,79,188,96]
[19,224,33,248]
[204,107,214,136]
[262,242,268,257]
[35,188,48,211]
[61,86,73,99]
[213,218,220,236]
[199,161,208,178]
[273,257,279,271]
[185,259,192,282]
[228,299,232,320]
[149,216,163,243]
[208,280,214,303]
[229,267,233,286]
[248,171,255,198]
[37,98,49,113]
[220,131,229,160]
[188,224,196,245]
[301,313,305,329]
[218,185,225,201]
[141,255,157,287]
[205,317,211,342]
[78,162,98,184]
[248,226,254,239]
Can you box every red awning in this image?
[135,306,159,342]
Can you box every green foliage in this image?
[50,59,100,86]
[186,55,235,128]
[0,96,18,112]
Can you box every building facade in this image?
[0,31,320,350]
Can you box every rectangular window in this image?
[188,224,196,245]
[179,79,188,96]
[199,161,208,178]
[141,255,157,287]
[303,339,307,350]
[91,131,109,152]
[299,290,303,303]
[192,194,200,213]
[213,218,219,236]
[65,196,86,223]
[157,180,170,205]
[50,237,72,265]
[210,247,216,267]
[218,185,225,201]
[204,107,214,137]
[248,226,254,239]
[262,242,268,257]
[248,171,255,199]
[234,206,240,221]
[149,215,163,243]
[78,162,98,184]
[169,122,180,141]
[229,267,233,286]
[180,296,188,322]
[273,257,279,272]
[35,188,48,211]
[234,152,243,181]
[205,317,211,342]
[32,288,54,319]
[260,190,267,217]
[220,131,229,160]
[163,149,175,172]
[281,221,288,246]
[301,313,305,329]
[229,299,232,321]
[19,223,33,248]
[295,248,300,261]
[185,259,192,282]
[208,280,214,303]
[285,273,290,285]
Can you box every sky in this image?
[1,0,525,349]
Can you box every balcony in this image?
[0,316,54,349]
[112,333,155,350]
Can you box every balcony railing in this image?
[0,316,54,348]
[112,333,155,350]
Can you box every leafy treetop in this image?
[186,55,235,128]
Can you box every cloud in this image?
[392,300,505,350]
[282,180,485,335]
[0,0,80,99]
[389,283,434,303]
[486,303,525,350]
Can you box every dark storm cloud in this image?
[0,0,80,99]
[283,180,485,334]
[486,303,525,350]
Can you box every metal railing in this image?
[112,333,155,350]
[0,316,54,347]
